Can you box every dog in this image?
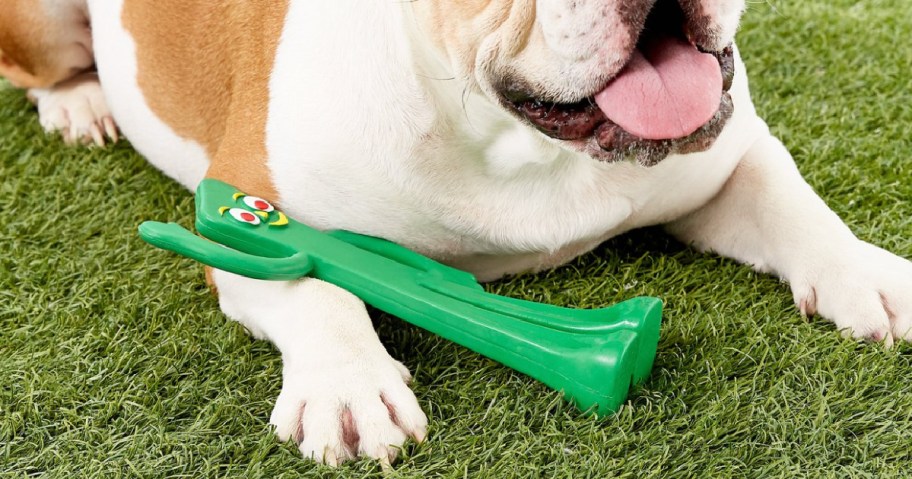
[2,0,911,466]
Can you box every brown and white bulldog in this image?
[3,0,911,466]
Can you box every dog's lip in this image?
[507,99,606,141]
[589,91,734,166]
[505,44,735,164]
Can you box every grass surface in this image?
[2,1,912,477]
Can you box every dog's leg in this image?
[0,0,117,146]
[211,270,428,466]
[667,133,912,344]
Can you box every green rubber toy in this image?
[138,178,662,415]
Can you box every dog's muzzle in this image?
[504,0,736,166]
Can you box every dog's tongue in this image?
[594,35,722,141]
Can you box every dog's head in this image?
[414,0,745,165]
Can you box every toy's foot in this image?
[790,240,912,346]
[28,71,119,146]
[270,352,427,466]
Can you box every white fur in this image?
[49,0,912,466]
[87,0,209,190]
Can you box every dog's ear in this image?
[0,48,45,89]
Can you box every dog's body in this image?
[3,0,911,466]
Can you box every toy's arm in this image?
[327,230,483,289]
[138,221,313,280]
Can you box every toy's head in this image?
[139,180,311,281]
[219,192,289,227]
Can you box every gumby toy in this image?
[139,178,662,415]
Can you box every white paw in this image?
[269,351,427,466]
[29,71,118,146]
[791,241,912,346]
[211,272,429,466]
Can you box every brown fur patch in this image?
[203,266,218,296]
[122,0,288,202]
[0,1,49,84]
[0,0,92,87]
[412,0,522,76]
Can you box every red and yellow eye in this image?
[227,207,261,225]
[242,196,274,212]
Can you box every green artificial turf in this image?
[2,1,912,477]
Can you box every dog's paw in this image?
[269,352,427,466]
[791,241,912,346]
[28,71,118,146]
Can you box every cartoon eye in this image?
[242,196,274,212]
[228,208,261,225]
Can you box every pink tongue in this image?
[594,35,722,140]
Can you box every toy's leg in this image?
[211,269,427,466]
[667,132,912,344]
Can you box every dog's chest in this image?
[258,2,759,278]
[87,0,756,280]
[265,117,751,280]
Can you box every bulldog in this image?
[2,0,911,466]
